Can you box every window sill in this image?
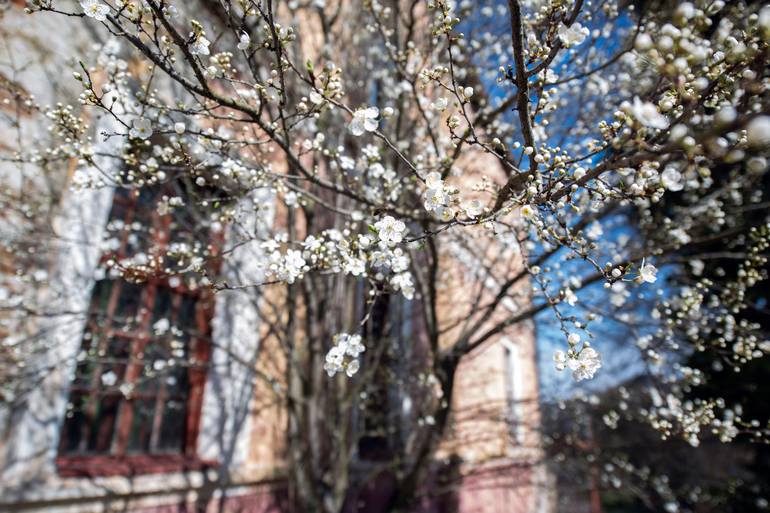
[56,454,218,478]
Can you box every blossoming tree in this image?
[1,0,769,511]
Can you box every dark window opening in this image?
[57,180,220,476]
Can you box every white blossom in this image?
[237,32,251,50]
[520,205,536,219]
[343,256,366,276]
[163,5,179,18]
[342,335,361,357]
[630,97,669,129]
[639,261,658,283]
[129,118,153,139]
[567,347,602,381]
[391,272,415,300]
[345,359,360,377]
[558,22,589,47]
[100,370,118,387]
[553,350,567,371]
[282,250,306,283]
[189,36,211,56]
[463,199,483,217]
[325,333,365,378]
[661,166,684,191]
[80,0,109,21]
[268,249,307,284]
[747,116,770,148]
[431,97,448,111]
[349,107,379,136]
[153,318,170,335]
[374,216,406,246]
[422,172,456,220]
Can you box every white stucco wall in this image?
[198,189,274,474]
[0,113,118,488]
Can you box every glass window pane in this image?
[133,185,162,232]
[157,398,187,452]
[165,364,189,398]
[87,393,121,453]
[113,281,143,329]
[88,280,113,322]
[126,398,155,453]
[106,188,131,223]
[59,392,88,453]
[137,341,163,395]
[100,336,131,386]
[178,295,198,339]
[152,287,173,327]
[72,348,97,388]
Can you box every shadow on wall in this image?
[338,454,536,513]
[340,455,463,513]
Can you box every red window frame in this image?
[57,185,220,477]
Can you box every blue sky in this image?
[460,1,653,399]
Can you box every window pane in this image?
[71,340,97,388]
[132,186,162,237]
[165,364,189,398]
[157,397,187,452]
[126,398,155,453]
[101,336,131,386]
[106,188,131,224]
[87,393,121,453]
[178,295,198,339]
[137,340,164,395]
[112,281,142,330]
[88,280,114,323]
[60,392,88,453]
[152,287,173,327]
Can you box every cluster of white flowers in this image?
[359,153,403,203]
[303,62,344,110]
[431,97,449,112]
[237,32,250,51]
[324,333,365,377]
[422,172,458,221]
[554,346,602,381]
[349,107,379,136]
[639,261,658,283]
[264,247,307,284]
[373,246,414,299]
[80,0,109,21]
[627,97,669,129]
[374,215,406,246]
[260,223,415,300]
[152,318,184,338]
[129,118,153,139]
[554,334,602,381]
[557,22,589,47]
[189,35,211,56]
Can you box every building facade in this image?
[0,3,547,512]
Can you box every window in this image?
[57,182,220,476]
[502,341,524,444]
[357,294,412,461]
